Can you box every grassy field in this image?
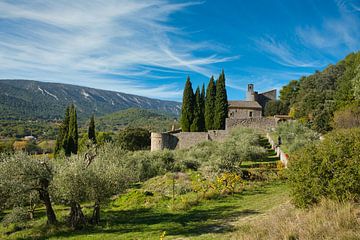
[0,181,289,240]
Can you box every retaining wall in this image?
[226,117,276,131]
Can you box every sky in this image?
[0,0,360,101]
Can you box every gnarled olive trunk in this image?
[38,179,57,225]
[69,202,86,229]
[90,201,100,225]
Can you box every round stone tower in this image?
[151,132,164,151]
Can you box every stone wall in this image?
[151,130,229,151]
[228,108,262,119]
[172,132,209,149]
[226,117,276,131]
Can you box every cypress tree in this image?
[205,76,216,130]
[55,106,70,156]
[88,115,97,144]
[181,76,195,132]
[67,104,78,155]
[199,84,206,131]
[214,70,228,130]
[190,87,201,132]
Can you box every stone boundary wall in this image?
[172,132,209,149]
[226,117,276,131]
[266,133,289,168]
[151,130,229,151]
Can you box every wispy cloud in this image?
[227,68,311,98]
[254,36,324,68]
[0,0,232,99]
[296,0,360,54]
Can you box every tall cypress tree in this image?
[205,76,216,130]
[214,70,228,130]
[181,76,195,132]
[88,115,97,144]
[190,87,201,132]
[55,106,70,156]
[199,84,206,131]
[67,104,78,155]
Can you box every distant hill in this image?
[0,80,181,120]
[96,108,179,133]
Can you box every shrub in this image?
[274,121,320,153]
[117,128,150,151]
[2,207,29,227]
[333,103,360,129]
[289,128,360,207]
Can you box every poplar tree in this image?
[181,77,195,132]
[190,87,201,132]
[214,70,228,130]
[205,76,216,130]
[88,115,97,144]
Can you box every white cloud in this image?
[296,0,360,53]
[0,0,231,99]
[254,36,324,68]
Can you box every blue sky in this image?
[0,0,359,101]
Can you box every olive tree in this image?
[51,144,129,227]
[87,145,129,224]
[0,152,57,225]
[51,156,88,229]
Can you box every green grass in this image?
[0,181,289,240]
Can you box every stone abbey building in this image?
[228,84,276,119]
[151,84,285,151]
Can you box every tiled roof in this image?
[228,101,262,109]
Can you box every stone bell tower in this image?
[246,84,255,101]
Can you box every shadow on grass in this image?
[15,202,260,239]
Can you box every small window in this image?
[249,111,253,117]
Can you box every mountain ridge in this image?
[0,79,181,120]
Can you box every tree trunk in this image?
[38,179,57,225]
[90,201,100,225]
[69,202,86,229]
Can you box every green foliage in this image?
[67,104,79,155]
[0,152,57,224]
[117,128,150,151]
[97,108,178,133]
[1,207,29,227]
[214,70,228,130]
[0,120,57,139]
[279,80,299,112]
[55,104,78,156]
[280,51,360,133]
[55,106,70,156]
[273,121,320,153]
[205,76,216,130]
[332,103,360,129]
[200,84,206,131]
[264,100,287,116]
[289,128,360,207]
[190,87,202,132]
[180,77,195,132]
[88,115,96,144]
[0,140,14,153]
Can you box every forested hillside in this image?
[96,108,178,133]
[275,51,360,132]
[0,80,181,120]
